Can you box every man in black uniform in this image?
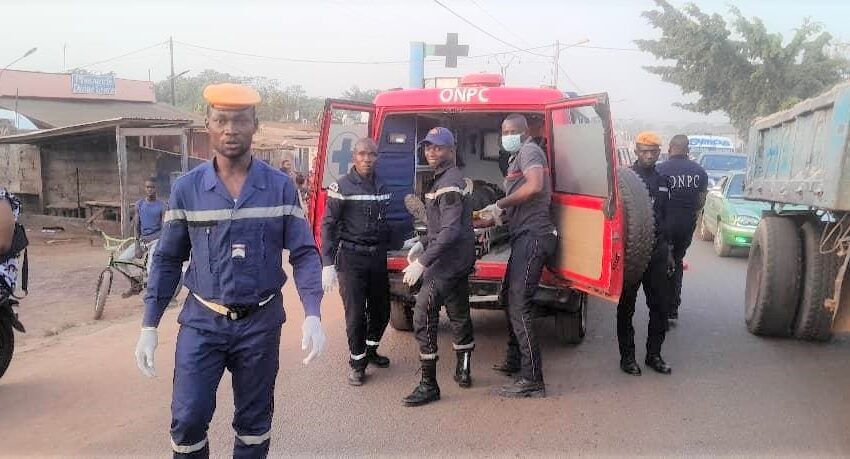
[618,132,675,376]
[656,134,708,320]
[480,114,557,398]
[401,127,476,407]
[321,138,392,386]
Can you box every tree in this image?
[636,0,850,135]
[153,70,325,123]
[341,85,380,102]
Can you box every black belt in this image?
[339,240,381,254]
[192,292,277,320]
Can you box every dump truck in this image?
[744,81,850,341]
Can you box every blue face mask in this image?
[501,134,522,153]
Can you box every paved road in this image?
[2,241,849,457]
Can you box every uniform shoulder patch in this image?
[328,182,339,192]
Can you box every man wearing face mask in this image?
[321,138,392,386]
[480,113,557,398]
[617,132,674,376]
[401,127,476,407]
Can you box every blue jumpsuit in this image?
[143,158,323,459]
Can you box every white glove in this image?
[301,316,326,365]
[401,236,419,250]
[321,266,338,293]
[403,260,425,286]
[135,327,158,378]
[480,202,504,226]
[407,242,424,263]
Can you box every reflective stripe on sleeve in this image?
[453,342,475,350]
[424,186,470,200]
[327,190,391,201]
[164,205,305,223]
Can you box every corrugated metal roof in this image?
[0,96,203,129]
[0,118,194,144]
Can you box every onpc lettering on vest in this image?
[670,174,701,189]
[439,88,490,104]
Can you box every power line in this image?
[72,41,168,70]
[558,63,584,93]
[467,0,533,47]
[432,0,549,58]
[177,41,411,65]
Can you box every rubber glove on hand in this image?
[401,235,419,251]
[403,260,425,286]
[407,242,424,263]
[480,202,504,226]
[301,316,326,365]
[321,266,338,293]
[135,327,158,378]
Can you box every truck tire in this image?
[618,167,655,286]
[390,300,414,331]
[793,221,838,341]
[554,293,587,345]
[744,216,802,337]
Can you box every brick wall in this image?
[0,143,42,196]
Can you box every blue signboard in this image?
[71,74,116,95]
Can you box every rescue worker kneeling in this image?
[402,127,476,407]
[617,132,674,376]
[321,138,392,386]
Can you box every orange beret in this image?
[203,83,261,110]
[635,131,661,147]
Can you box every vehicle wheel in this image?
[793,220,839,341]
[555,294,587,345]
[94,268,113,320]
[697,212,714,241]
[0,317,13,380]
[714,223,733,257]
[617,167,655,286]
[744,216,802,337]
[389,299,414,331]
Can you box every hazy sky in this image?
[3,0,849,125]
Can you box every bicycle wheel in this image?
[94,267,113,320]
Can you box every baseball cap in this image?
[420,127,455,147]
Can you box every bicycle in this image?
[93,231,148,320]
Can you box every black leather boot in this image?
[454,351,472,388]
[402,358,440,407]
[619,354,642,376]
[348,358,367,386]
[645,354,672,374]
[492,348,520,376]
[366,345,390,368]
[498,377,546,398]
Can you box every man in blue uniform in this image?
[480,114,556,398]
[321,137,392,386]
[618,132,674,376]
[134,83,326,458]
[401,127,476,407]
[656,134,708,320]
[118,177,167,297]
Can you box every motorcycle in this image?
[0,291,25,380]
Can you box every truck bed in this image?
[745,82,850,211]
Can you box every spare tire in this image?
[617,167,655,286]
[793,220,838,341]
[744,216,802,337]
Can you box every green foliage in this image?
[636,0,850,135]
[154,70,327,122]
[341,85,380,102]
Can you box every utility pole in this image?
[552,40,560,88]
[169,36,176,106]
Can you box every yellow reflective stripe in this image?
[171,437,208,454]
[237,431,271,446]
[164,205,304,223]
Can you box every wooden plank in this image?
[180,132,189,173]
[120,127,187,137]
[116,126,130,237]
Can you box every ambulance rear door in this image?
[544,93,623,300]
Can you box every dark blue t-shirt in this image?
[657,156,708,212]
[136,199,166,240]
